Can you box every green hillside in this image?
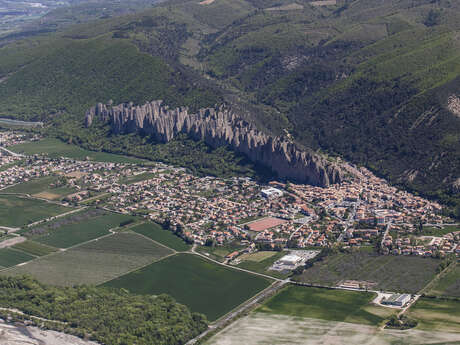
[0,0,459,213]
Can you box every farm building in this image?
[381,294,411,307]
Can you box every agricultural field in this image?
[406,297,460,333]
[207,286,460,345]
[12,240,58,257]
[207,312,460,345]
[295,250,440,293]
[0,194,70,227]
[131,222,190,252]
[2,175,76,200]
[427,263,460,297]
[9,138,145,164]
[0,248,34,268]
[29,212,133,248]
[104,253,271,321]
[258,286,394,326]
[5,232,173,286]
[236,251,288,279]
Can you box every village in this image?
[0,130,458,264]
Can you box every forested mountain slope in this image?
[0,0,459,213]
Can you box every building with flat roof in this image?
[261,187,283,199]
[279,254,302,266]
[381,294,411,307]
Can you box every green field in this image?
[104,253,271,321]
[407,297,460,333]
[427,263,460,298]
[12,240,58,256]
[9,138,145,164]
[131,222,190,251]
[296,251,440,293]
[5,232,173,286]
[0,248,34,268]
[119,172,156,184]
[258,286,394,326]
[3,176,76,199]
[31,212,133,248]
[0,194,70,227]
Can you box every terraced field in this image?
[104,253,271,321]
[5,232,173,286]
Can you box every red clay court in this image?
[247,217,287,232]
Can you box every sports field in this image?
[131,222,191,251]
[406,297,460,333]
[0,248,34,268]
[5,232,173,286]
[247,217,287,232]
[2,176,76,200]
[258,286,394,326]
[296,250,439,293]
[427,262,460,297]
[104,253,271,321]
[31,212,133,248]
[0,195,70,227]
[9,138,144,164]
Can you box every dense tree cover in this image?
[0,276,208,345]
[0,0,459,215]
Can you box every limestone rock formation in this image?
[85,100,344,186]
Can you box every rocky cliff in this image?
[85,100,343,186]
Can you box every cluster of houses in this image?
[0,131,454,257]
[382,230,460,258]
